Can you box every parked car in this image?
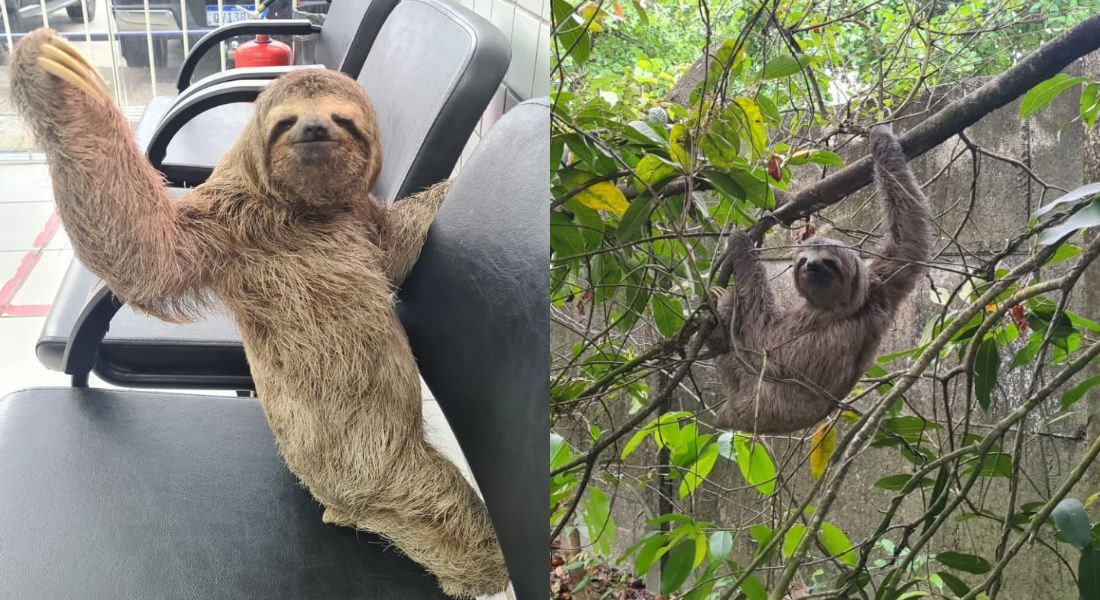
[108,0,326,68]
[2,0,96,32]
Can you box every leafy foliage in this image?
[551,1,1100,598]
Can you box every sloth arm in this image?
[11,31,228,321]
[727,230,777,344]
[865,126,933,312]
[382,181,450,285]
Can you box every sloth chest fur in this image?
[220,240,422,477]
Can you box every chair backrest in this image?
[313,0,400,78]
[361,0,510,202]
[397,99,549,600]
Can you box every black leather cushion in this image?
[0,388,449,599]
[397,99,549,600]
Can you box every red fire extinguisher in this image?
[235,34,292,68]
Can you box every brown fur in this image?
[11,29,507,597]
[706,127,933,434]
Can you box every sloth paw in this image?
[321,506,356,528]
[18,30,108,101]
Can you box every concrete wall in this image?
[556,51,1100,597]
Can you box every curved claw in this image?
[35,36,107,99]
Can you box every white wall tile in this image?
[506,9,541,98]
[490,0,516,43]
[474,0,494,22]
[533,23,550,97]
[517,0,542,18]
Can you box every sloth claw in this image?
[35,36,107,99]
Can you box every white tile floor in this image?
[0,161,512,600]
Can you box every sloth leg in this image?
[341,444,509,597]
[320,506,356,528]
[704,286,735,354]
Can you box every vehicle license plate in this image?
[206,5,257,26]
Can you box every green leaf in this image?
[734,434,777,496]
[624,121,667,147]
[935,551,991,574]
[973,337,1000,410]
[582,487,616,556]
[550,211,584,257]
[550,0,590,65]
[740,574,767,600]
[1080,544,1100,600]
[1053,498,1093,550]
[634,533,668,575]
[652,294,686,338]
[615,192,654,243]
[700,121,741,169]
[874,474,928,491]
[705,170,747,199]
[634,154,679,188]
[1083,82,1100,128]
[709,530,734,561]
[783,524,807,558]
[819,522,857,566]
[924,467,951,533]
[660,540,694,595]
[762,53,805,79]
[937,571,971,596]
[963,452,1013,478]
[1045,242,1082,265]
[1020,74,1085,119]
[1061,375,1100,410]
[679,442,719,498]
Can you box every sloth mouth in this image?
[292,140,339,146]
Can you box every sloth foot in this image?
[705,286,733,354]
[320,506,356,528]
[33,33,108,100]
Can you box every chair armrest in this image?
[147,79,271,186]
[177,19,321,92]
[62,282,121,387]
[176,64,324,104]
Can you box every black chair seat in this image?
[0,388,449,599]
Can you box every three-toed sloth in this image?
[11,30,507,597]
[706,127,933,435]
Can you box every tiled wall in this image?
[450,0,549,168]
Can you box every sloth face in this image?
[249,70,382,207]
[792,238,867,312]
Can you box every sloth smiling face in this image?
[792,237,869,313]
[252,70,383,206]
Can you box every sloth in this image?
[11,30,507,597]
[705,126,932,435]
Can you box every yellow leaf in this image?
[1087,491,1100,507]
[732,97,767,158]
[669,123,691,170]
[575,180,629,216]
[809,423,837,480]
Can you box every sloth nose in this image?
[804,260,821,273]
[296,118,331,142]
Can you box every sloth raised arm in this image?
[11,31,226,321]
[865,126,934,311]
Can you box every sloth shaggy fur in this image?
[11,30,507,597]
[705,126,933,434]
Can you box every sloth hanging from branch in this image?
[705,126,933,435]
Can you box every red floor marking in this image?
[0,210,63,316]
[4,304,50,316]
